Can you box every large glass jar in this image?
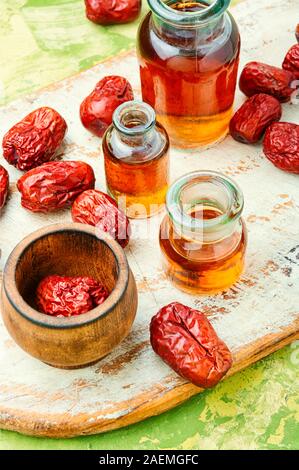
[103,100,169,218]
[137,0,240,148]
[159,171,247,294]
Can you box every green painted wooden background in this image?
[0,0,298,450]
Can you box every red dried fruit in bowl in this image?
[80,76,134,137]
[282,44,299,80]
[2,107,67,171]
[17,161,95,212]
[0,165,9,210]
[71,189,130,248]
[85,0,141,25]
[263,122,299,174]
[36,275,109,317]
[239,62,295,102]
[150,302,233,389]
[229,94,282,144]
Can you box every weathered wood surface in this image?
[0,0,298,438]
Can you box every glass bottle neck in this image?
[151,12,226,46]
[166,171,244,243]
[148,0,230,28]
[115,128,157,147]
[112,100,157,147]
[149,1,230,48]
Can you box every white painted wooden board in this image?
[0,0,298,437]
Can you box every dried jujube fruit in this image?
[150,302,233,389]
[71,189,131,248]
[85,0,141,25]
[282,44,299,80]
[2,107,67,171]
[0,165,9,210]
[17,161,95,212]
[239,62,295,102]
[36,275,109,317]
[229,94,282,144]
[263,122,299,174]
[80,76,134,137]
[296,24,299,43]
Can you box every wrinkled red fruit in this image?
[239,62,295,102]
[296,24,299,43]
[0,165,9,210]
[80,76,134,137]
[85,0,141,25]
[17,161,95,212]
[282,44,299,80]
[230,94,282,144]
[150,302,233,389]
[36,275,109,317]
[2,107,67,171]
[72,189,131,248]
[263,122,299,174]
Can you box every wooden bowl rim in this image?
[3,223,130,329]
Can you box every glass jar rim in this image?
[113,100,156,136]
[166,170,244,232]
[147,0,231,26]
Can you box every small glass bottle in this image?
[137,0,240,148]
[103,101,170,218]
[159,171,247,294]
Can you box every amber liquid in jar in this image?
[138,0,240,147]
[159,171,247,294]
[103,101,169,219]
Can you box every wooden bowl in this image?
[1,223,138,369]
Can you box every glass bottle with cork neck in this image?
[103,101,169,219]
[137,0,240,148]
[159,171,247,294]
